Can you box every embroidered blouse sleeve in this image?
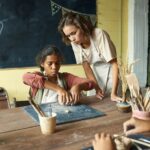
[22,72,45,88]
[95,28,117,62]
[64,72,95,90]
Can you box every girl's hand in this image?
[57,88,73,105]
[70,85,81,104]
[92,133,116,150]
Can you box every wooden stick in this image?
[28,97,46,117]
[28,100,43,117]
[114,134,150,147]
[130,138,150,147]
[144,88,150,110]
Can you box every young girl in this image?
[58,12,122,102]
[23,45,96,105]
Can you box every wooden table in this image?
[0,96,131,150]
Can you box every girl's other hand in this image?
[92,132,116,150]
[70,85,81,104]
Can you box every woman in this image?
[23,45,96,105]
[58,12,122,101]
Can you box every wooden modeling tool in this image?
[114,134,150,148]
[28,97,46,117]
[125,73,145,111]
[143,88,150,111]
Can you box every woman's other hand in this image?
[111,94,123,102]
[95,86,104,100]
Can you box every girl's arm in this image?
[64,72,96,104]
[82,61,104,99]
[23,72,64,91]
[23,72,72,105]
[44,80,72,105]
[23,72,45,88]
[64,72,96,90]
[109,59,122,102]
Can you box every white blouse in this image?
[71,28,117,94]
[71,28,116,64]
[41,74,64,104]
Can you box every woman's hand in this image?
[92,133,116,150]
[57,88,73,105]
[95,85,104,100]
[111,94,123,102]
[123,117,150,136]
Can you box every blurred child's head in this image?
[36,45,63,77]
[58,12,94,45]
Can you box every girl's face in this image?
[41,54,61,78]
[63,25,85,45]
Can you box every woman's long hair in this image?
[58,12,94,45]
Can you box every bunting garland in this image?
[50,0,61,16]
[0,21,3,35]
[50,0,96,26]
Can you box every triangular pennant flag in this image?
[61,8,69,16]
[89,15,96,26]
[50,0,61,16]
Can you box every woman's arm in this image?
[82,61,104,99]
[109,59,122,101]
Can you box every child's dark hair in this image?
[58,12,94,45]
[36,45,63,72]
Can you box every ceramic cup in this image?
[38,112,56,135]
[132,110,150,120]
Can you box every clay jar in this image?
[132,110,150,120]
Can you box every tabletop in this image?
[0,96,131,150]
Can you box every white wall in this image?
[128,0,148,87]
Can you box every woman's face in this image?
[63,25,85,45]
[41,54,61,78]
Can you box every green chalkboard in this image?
[0,0,96,68]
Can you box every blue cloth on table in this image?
[23,102,105,125]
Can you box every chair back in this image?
[0,87,10,109]
[11,97,30,108]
